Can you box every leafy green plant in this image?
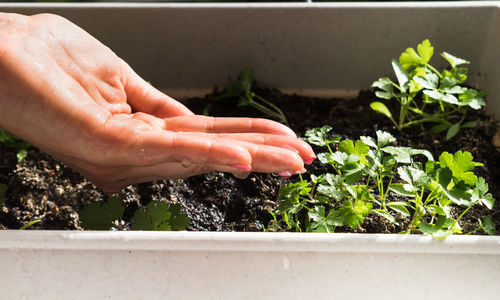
[215,67,289,126]
[131,201,189,231]
[79,194,189,231]
[371,39,486,139]
[0,128,30,162]
[268,126,495,238]
[79,194,125,230]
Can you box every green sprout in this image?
[216,67,289,126]
[0,128,30,162]
[371,39,486,140]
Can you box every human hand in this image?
[0,13,315,193]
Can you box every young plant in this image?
[0,128,30,162]
[79,194,190,231]
[79,194,125,230]
[371,39,486,139]
[131,201,189,231]
[268,126,495,238]
[215,67,289,126]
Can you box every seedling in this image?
[268,126,495,238]
[215,67,289,126]
[131,201,189,231]
[19,219,41,230]
[79,194,125,230]
[371,39,486,139]
[0,128,30,162]
[79,194,189,231]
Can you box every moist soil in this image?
[0,87,499,233]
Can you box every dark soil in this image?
[1,87,499,234]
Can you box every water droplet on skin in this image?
[181,159,192,168]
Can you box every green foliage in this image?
[215,67,289,125]
[0,128,30,163]
[131,201,189,231]
[19,219,41,230]
[268,126,495,238]
[79,194,125,230]
[79,194,190,231]
[371,39,486,140]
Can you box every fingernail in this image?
[278,171,292,178]
[232,164,252,171]
[291,168,307,175]
[303,156,316,164]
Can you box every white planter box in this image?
[1,2,499,299]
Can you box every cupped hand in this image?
[0,13,315,193]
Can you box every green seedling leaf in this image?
[479,216,496,235]
[426,204,447,216]
[277,180,311,214]
[372,209,398,225]
[79,194,125,230]
[19,219,41,230]
[441,52,469,68]
[317,184,348,201]
[303,125,340,147]
[386,201,411,217]
[389,183,416,197]
[446,122,461,140]
[439,151,482,185]
[413,76,436,90]
[308,206,343,232]
[372,77,395,99]
[461,121,477,129]
[339,140,369,157]
[370,102,394,120]
[392,59,409,92]
[437,168,473,206]
[338,200,372,229]
[17,149,28,163]
[471,177,495,209]
[430,122,452,134]
[417,39,434,64]
[131,201,189,231]
[376,130,396,147]
[399,39,433,69]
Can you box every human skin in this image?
[0,13,315,194]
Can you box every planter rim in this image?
[1,1,499,9]
[2,231,499,254]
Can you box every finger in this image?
[237,141,306,173]
[123,130,254,169]
[212,132,316,163]
[164,115,297,137]
[123,64,193,118]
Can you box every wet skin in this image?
[0,13,315,194]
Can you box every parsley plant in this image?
[371,39,486,139]
[268,126,495,238]
[215,67,289,126]
[79,194,190,231]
